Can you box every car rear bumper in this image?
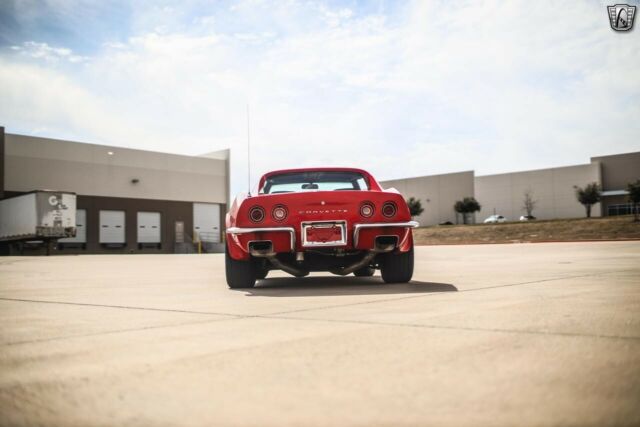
[353,221,419,246]
[226,226,296,250]
[226,221,419,260]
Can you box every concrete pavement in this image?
[0,242,639,426]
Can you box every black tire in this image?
[0,242,10,256]
[353,266,375,277]
[256,268,269,280]
[225,245,257,288]
[380,246,414,283]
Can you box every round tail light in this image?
[272,205,288,221]
[382,201,397,218]
[360,202,375,218]
[249,206,265,223]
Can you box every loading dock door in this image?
[59,209,86,243]
[99,210,125,244]
[193,203,220,242]
[137,212,161,243]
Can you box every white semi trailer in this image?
[0,191,77,251]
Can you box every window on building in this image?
[607,203,638,216]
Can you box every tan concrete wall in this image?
[5,134,228,204]
[475,163,602,221]
[380,171,474,226]
[591,152,640,191]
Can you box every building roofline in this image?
[590,151,640,161]
[6,132,229,161]
[475,161,596,179]
[379,170,475,183]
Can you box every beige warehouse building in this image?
[475,162,602,220]
[381,171,474,227]
[380,151,640,226]
[1,127,229,254]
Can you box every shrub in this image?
[628,180,640,222]
[454,197,481,224]
[575,183,601,218]
[406,197,424,218]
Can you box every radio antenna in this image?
[246,103,251,196]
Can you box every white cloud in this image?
[11,41,89,63]
[1,0,639,198]
[0,59,160,145]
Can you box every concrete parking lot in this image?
[0,242,639,426]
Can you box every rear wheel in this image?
[256,267,269,280]
[353,266,375,277]
[380,246,414,283]
[225,245,257,289]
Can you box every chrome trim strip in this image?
[226,226,296,251]
[353,221,419,246]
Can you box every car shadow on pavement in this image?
[239,276,457,297]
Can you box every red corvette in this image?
[225,167,419,288]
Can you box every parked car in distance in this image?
[225,167,419,288]
[519,215,536,221]
[484,214,507,224]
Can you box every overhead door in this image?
[59,209,86,243]
[137,212,161,243]
[193,203,220,242]
[99,210,125,244]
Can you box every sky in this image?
[1,0,639,197]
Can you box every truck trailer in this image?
[0,191,77,253]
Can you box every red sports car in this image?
[225,167,419,288]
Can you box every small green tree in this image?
[575,183,601,218]
[406,197,424,218]
[627,180,640,222]
[454,197,481,224]
[522,189,537,218]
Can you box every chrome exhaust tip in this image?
[249,241,275,257]
[374,236,398,253]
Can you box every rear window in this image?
[261,171,369,194]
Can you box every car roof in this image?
[259,167,382,191]
[262,167,372,178]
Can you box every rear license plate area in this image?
[302,221,347,247]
